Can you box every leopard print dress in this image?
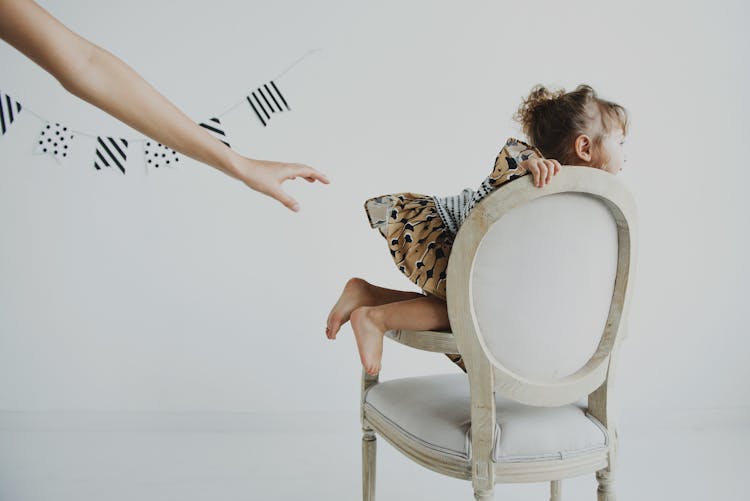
[364,138,541,299]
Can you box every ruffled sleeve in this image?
[485,138,543,187]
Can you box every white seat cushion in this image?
[364,374,608,463]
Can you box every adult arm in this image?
[0,0,328,211]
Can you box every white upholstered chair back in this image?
[471,193,617,381]
[447,167,637,407]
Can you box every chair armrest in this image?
[384,329,459,353]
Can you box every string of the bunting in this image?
[0,48,320,175]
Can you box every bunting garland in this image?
[0,49,320,175]
[8,78,290,173]
[0,90,23,136]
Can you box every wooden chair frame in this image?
[361,167,637,501]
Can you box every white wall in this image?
[0,0,748,421]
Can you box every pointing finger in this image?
[290,164,330,184]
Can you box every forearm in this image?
[62,45,240,177]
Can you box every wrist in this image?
[221,149,250,180]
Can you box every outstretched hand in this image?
[230,156,330,212]
[520,158,561,187]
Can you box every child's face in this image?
[598,128,626,175]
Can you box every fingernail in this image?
[292,204,300,212]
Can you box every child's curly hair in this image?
[515,84,628,166]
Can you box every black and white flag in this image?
[246,81,289,127]
[199,117,230,148]
[34,122,74,164]
[0,91,23,136]
[94,137,129,174]
[144,140,180,168]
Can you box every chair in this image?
[360,167,637,500]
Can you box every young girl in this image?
[326,84,628,375]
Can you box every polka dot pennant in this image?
[34,122,74,164]
[144,141,180,169]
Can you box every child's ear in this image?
[574,134,593,164]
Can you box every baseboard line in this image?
[0,408,747,433]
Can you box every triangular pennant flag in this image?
[0,90,23,136]
[199,117,230,148]
[34,122,74,164]
[94,136,129,174]
[144,140,179,168]
[246,81,290,127]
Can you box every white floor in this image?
[0,412,747,501]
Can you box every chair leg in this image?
[473,489,493,500]
[362,429,377,501]
[596,469,616,501]
[474,489,495,501]
[550,480,562,500]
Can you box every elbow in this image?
[57,45,99,98]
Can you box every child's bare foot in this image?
[350,306,386,375]
[326,278,374,339]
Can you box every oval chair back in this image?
[447,166,637,407]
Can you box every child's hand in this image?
[521,158,561,187]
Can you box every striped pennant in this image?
[34,122,74,164]
[0,91,23,136]
[199,117,230,148]
[94,137,129,174]
[246,81,290,127]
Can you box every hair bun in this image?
[514,85,564,133]
[513,84,627,165]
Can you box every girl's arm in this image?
[0,0,328,211]
[489,138,560,188]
